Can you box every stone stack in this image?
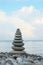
[12,29,25,55]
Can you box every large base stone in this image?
[9,50,26,56]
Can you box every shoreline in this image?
[0,53,43,65]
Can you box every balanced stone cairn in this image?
[12,29,26,56]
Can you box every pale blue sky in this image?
[0,0,43,40]
[0,1,43,13]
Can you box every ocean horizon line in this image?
[0,40,43,42]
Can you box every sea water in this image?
[0,41,43,56]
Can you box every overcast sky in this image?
[0,0,43,40]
